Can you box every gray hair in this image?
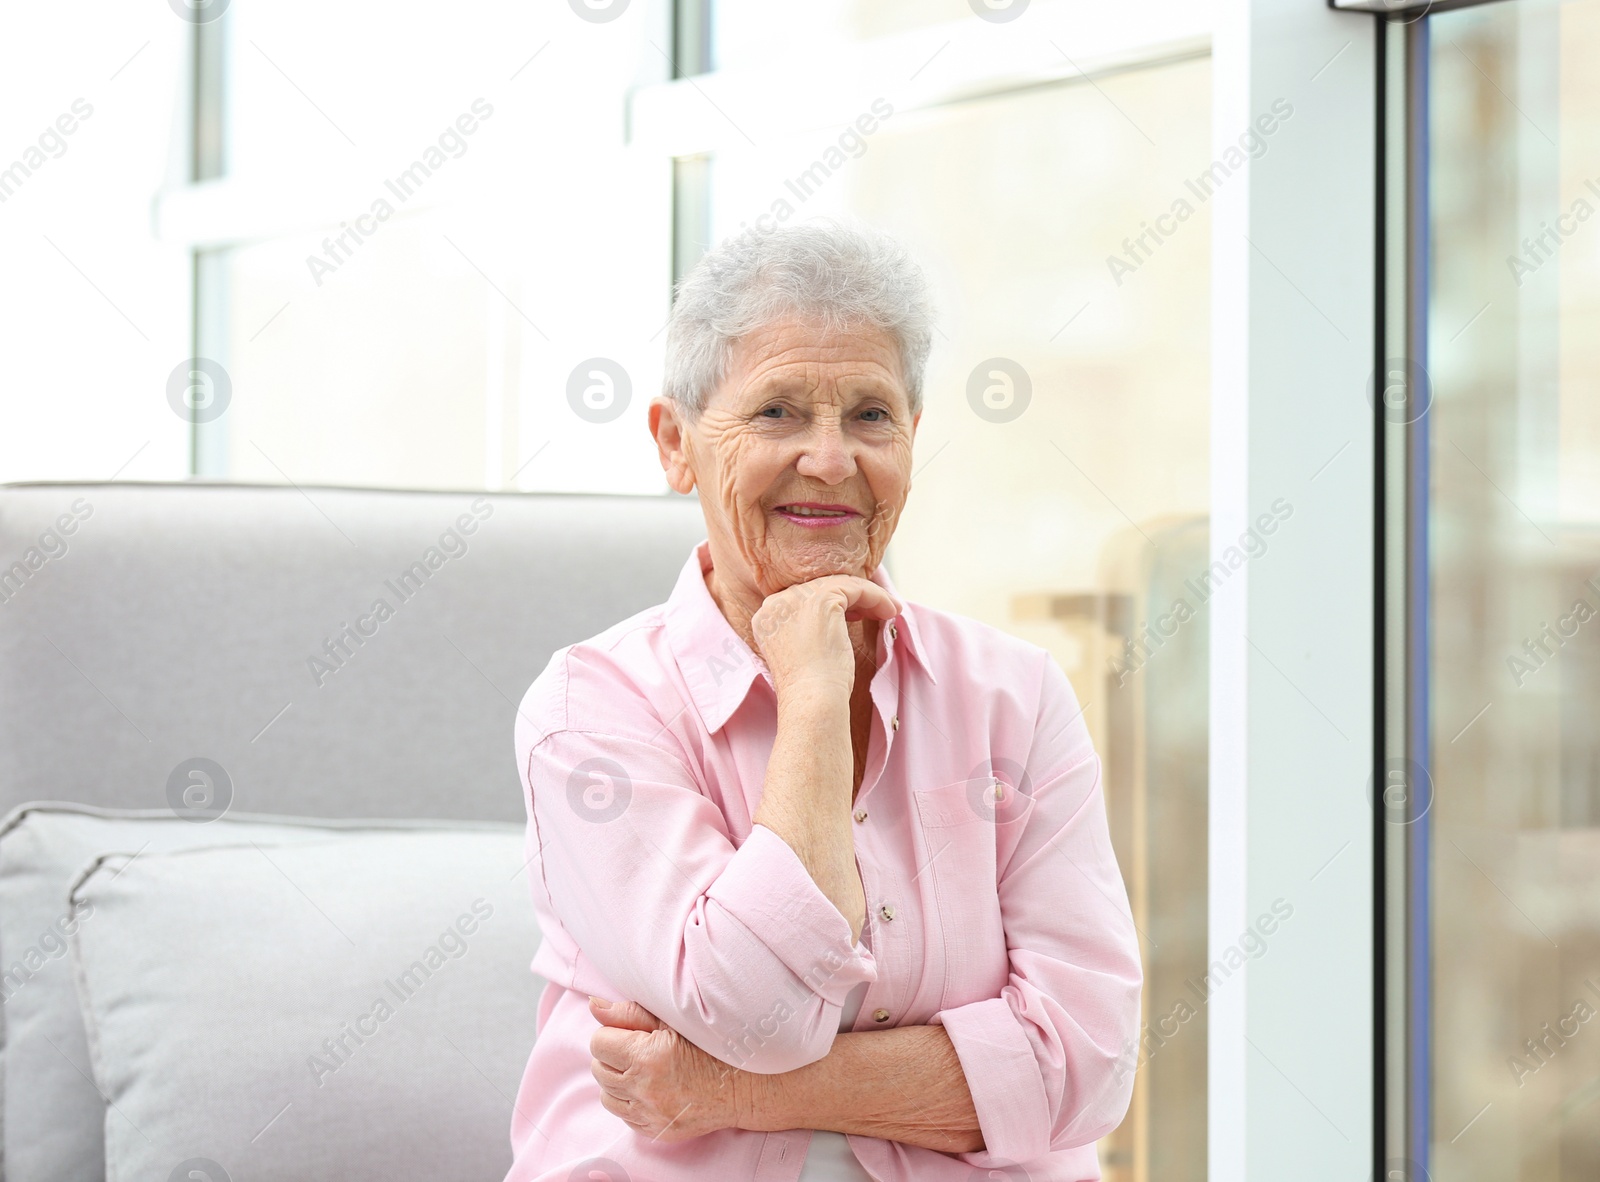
[663,219,935,420]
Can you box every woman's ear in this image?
[649,396,696,495]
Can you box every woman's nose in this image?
[793,425,856,483]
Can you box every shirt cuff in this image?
[934,995,1053,1165]
[706,823,877,1006]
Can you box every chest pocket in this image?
[912,776,1026,1010]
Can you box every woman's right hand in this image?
[750,575,901,703]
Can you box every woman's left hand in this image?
[588,995,751,1141]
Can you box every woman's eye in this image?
[759,406,785,419]
[860,408,887,422]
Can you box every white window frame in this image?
[625,1,1210,156]
[1211,3,1379,1178]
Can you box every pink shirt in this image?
[505,540,1141,1181]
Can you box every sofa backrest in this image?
[0,482,706,823]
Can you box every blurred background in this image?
[3,0,1598,1177]
[1427,3,1600,1177]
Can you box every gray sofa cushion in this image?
[0,804,528,1182]
[0,481,698,1178]
[0,482,706,823]
[69,826,540,1182]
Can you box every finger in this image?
[595,1075,642,1121]
[597,1087,644,1127]
[589,995,665,1032]
[590,1027,646,1071]
[590,1062,634,1101]
[829,577,901,622]
[589,1056,629,1091]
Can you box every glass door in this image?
[1430,3,1600,1176]
[1384,1,1600,1176]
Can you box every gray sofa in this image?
[0,481,707,1181]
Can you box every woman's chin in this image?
[768,551,874,587]
[737,531,881,594]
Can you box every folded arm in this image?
[589,997,981,1152]
[737,1023,983,1153]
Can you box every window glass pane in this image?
[1430,2,1600,1177]
[713,0,976,73]
[213,201,667,494]
[214,215,493,490]
[0,12,191,484]
[194,0,670,493]
[710,56,1212,1179]
[223,0,531,182]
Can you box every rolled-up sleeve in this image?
[519,666,877,1075]
[932,656,1143,1166]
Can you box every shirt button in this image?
[873,1008,891,1023]
[879,904,895,921]
[890,715,900,731]
[853,808,868,823]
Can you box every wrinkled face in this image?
[652,316,920,597]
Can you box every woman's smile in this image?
[770,501,863,528]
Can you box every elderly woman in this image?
[505,222,1141,1181]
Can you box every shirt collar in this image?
[870,557,936,687]
[663,539,936,735]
